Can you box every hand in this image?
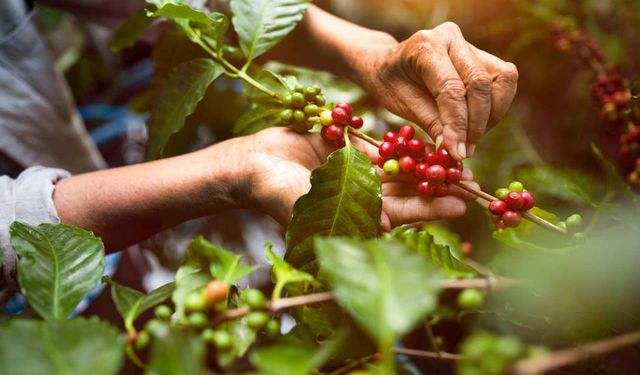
[243,127,478,230]
[352,21,518,160]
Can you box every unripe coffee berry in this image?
[265,319,281,340]
[280,109,293,123]
[314,95,326,106]
[247,311,270,330]
[446,168,462,183]
[383,159,400,176]
[378,142,396,158]
[135,331,150,350]
[457,288,484,309]
[291,92,305,108]
[505,191,524,210]
[304,86,318,100]
[407,139,425,160]
[426,165,446,184]
[399,125,415,139]
[566,214,583,231]
[502,211,522,227]
[188,312,209,329]
[211,330,232,350]
[154,304,172,321]
[508,181,524,192]
[521,191,535,210]
[331,107,349,124]
[319,110,333,126]
[488,200,507,216]
[383,131,398,143]
[399,156,416,173]
[281,94,292,107]
[304,104,319,116]
[204,280,228,305]
[293,110,305,122]
[348,116,364,129]
[243,288,267,310]
[185,291,207,312]
[495,188,509,200]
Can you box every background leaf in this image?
[10,222,105,320]
[145,328,209,375]
[0,318,123,375]
[146,58,224,160]
[315,237,442,350]
[103,277,174,332]
[233,104,283,135]
[285,143,382,273]
[110,8,153,52]
[230,0,311,62]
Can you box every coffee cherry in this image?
[437,148,456,168]
[265,319,281,340]
[335,102,353,116]
[304,104,319,116]
[202,328,215,341]
[394,137,409,156]
[502,211,522,227]
[488,200,507,216]
[495,188,509,200]
[378,142,395,158]
[294,84,305,93]
[334,137,346,148]
[446,167,462,183]
[154,305,172,321]
[281,94,292,107]
[399,156,416,173]
[505,191,524,210]
[495,220,506,230]
[348,116,364,129]
[383,131,398,143]
[293,110,305,122]
[572,232,585,241]
[280,109,293,123]
[188,312,209,329]
[319,110,333,126]
[185,291,207,312]
[457,288,484,309]
[144,319,166,337]
[415,162,429,180]
[243,288,267,310]
[424,151,438,165]
[399,125,415,139]
[508,181,524,192]
[557,221,567,230]
[433,184,449,197]
[314,95,326,106]
[321,125,343,141]
[462,241,473,255]
[383,159,400,176]
[417,181,434,196]
[247,311,270,330]
[332,107,349,124]
[408,139,425,160]
[521,191,535,210]
[211,330,232,350]
[377,157,385,168]
[426,165,446,184]
[291,92,306,108]
[204,280,228,305]
[135,331,150,350]
[566,214,583,232]
[304,86,318,100]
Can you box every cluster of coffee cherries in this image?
[549,22,605,64]
[131,281,280,352]
[319,102,364,148]
[592,73,633,122]
[279,84,326,133]
[488,181,535,229]
[377,125,463,197]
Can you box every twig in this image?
[393,347,464,362]
[347,127,382,147]
[511,330,640,375]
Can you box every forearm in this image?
[53,138,249,252]
[265,5,398,83]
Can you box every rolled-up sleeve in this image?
[0,166,70,302]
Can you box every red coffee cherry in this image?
[348,116,364,129]
[505,191,524,211]
[502,210,522,227]
[521,191,535,210]
[495,220,506,229]
[378,142,396,158]
[399,125,415,139]
[321,124,343,141]
[399,156,416,173]
[415,162,429,180]
[377,157,386,168]
[417,181,434,196]
[437,148,456,168]
[394,137,409,156]
[424,151,438,165]
[334,102,352,116]
[334,137,346,148]
[331,107,349,124]
[446,167,462,184]
[383,131,398,143]
[426,165,446,184]
[408,139,426,160]
[488,200,507,216]
[433,184,449,197]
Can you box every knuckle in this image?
[439,21,461,35]
[466,71,492,95]
[498,62,519,84]
[437,79,467,102]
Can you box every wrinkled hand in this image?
[242,127,478,229]
[354,22,518,160]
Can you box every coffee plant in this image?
[2,1,640,374]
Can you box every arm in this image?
[267,5,519,160]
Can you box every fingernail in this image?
[468,144,476,157]
[457,142,467,159]
[435,135,443,149]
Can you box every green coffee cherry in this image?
[314,95,326,106]
[557,221,567,230]
[383,159,400,176]
[243,288,267,310]
[304,104,319,116]
[212,330,232,350]
[154,304,172,321]
[508,181,524,192]
[304,86,318,100]
[265,319,280,340]
[247,311,270,329]
[457,288,485,309]
[493,336,523,358]
[135,331,150,350]
[144,319,166,337]
[185,291,207,312]
[202,328,215,341]
[293,110,305,122]
[280,109,293,123]
[294,84,305,93]
[291,92,306,108]
[188,312,209,329]
[566,214,583,232]
[281,93,292,107]
[495,188,509,200]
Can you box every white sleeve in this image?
[0,166,71,302]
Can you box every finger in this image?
[408,27,469,159]
[383,195,467,226]
[471,45,519,128]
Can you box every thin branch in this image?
[347,128,382,147]
[393,347,463,362]
[511,330,640,375]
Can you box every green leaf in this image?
[266,244,314,299]
[103,277,174,332]
[145,328,209,375]
[315,237,442,350]
[10,222,105,320]
[216,315,257,369]
[230,0,311,62]
[384,226,477,278]
[285,143,382,274]
[110,8,153,52]
[0,318,123,375]
[243,66,292,105]
[515,165,597,206]
[233,104,283,135]
[191,236,255,284]
[146,58,224,160]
